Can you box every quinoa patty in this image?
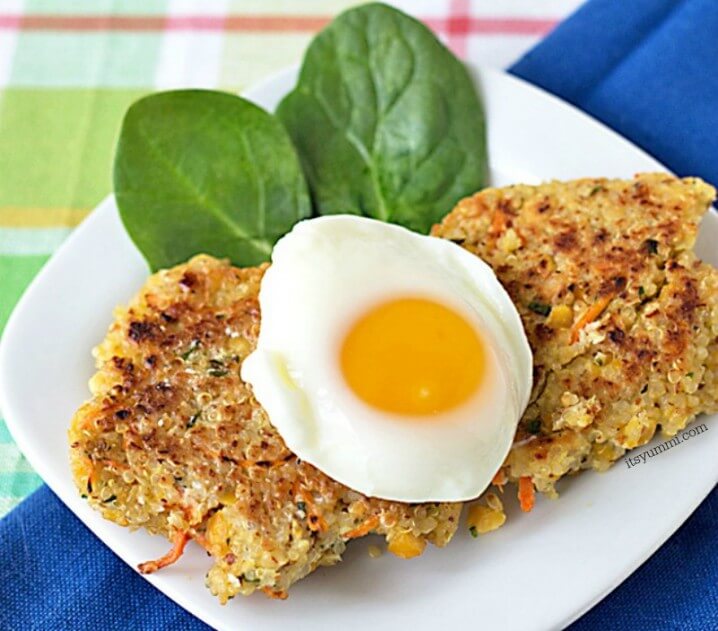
[68,255,461,603]
[433,173,718,506]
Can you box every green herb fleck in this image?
[645,239,659,254]
[181,339,200,360]
[687,372,694,378]
[527,419,542,434]
[208,359,229,377]
[528,301,551,317]
[589,185,604,196]
[186,412,201,429]
[297,501,307,513]
[469,526,478,538]
[80,494,88,500]
[638,286,646,298]
[102,494,117,503]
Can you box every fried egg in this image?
[241,216,532,502]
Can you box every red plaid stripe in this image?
[0,12,557,37]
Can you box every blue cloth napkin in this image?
[0,485,715,630]
[2,0,718,629]
[0,485,211,631]
[509,0,718,187]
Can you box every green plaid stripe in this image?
[0,89,148,209]
[10,34,163,87]
[0,88,147,323]
[23,0,169,14]
[0,255,48,328]
[0,419,41,510]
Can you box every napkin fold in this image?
[2,0,718,628]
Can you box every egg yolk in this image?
[340,297,486,416]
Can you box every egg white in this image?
[241,215,533,502]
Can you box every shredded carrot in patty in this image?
[87,464,99,494]
[492,469,507,488]
[262,588,288,600]
[307,512,328,533]
[344,515,380,539]
[569,293,614,344]
[192,532,212,553]
[138,531,190,574]
[488,210,508,239]
[294,482,328,533]
[518,477,535,513]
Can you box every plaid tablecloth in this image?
[0,0,581,512]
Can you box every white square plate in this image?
[1,66,716,631]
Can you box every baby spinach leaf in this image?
[114,90,311,271]
[277,2,487,234]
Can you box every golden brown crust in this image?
[432,173,718,496]
[69,255,460,602]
